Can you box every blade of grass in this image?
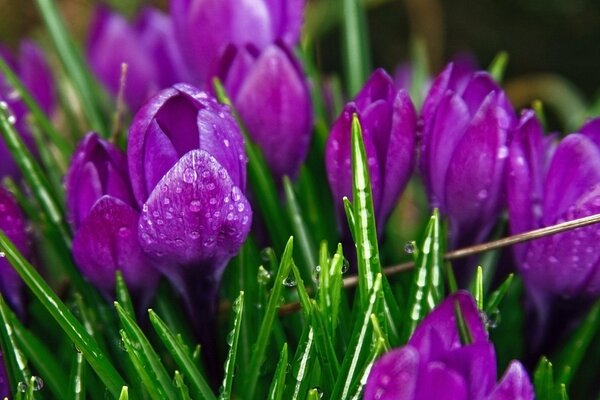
[148,310,216,400]
[120,330,164,400]
[349,336,386,400]
[284,325,316,400]
[118,387,128,400]
[341,0,371,95]
[174,371,191,400]
[474,266,484,311]
[267,344,288,400]
[0,295,31,393]
[0,232,125,398]
[219,292,244,400]
[535,357,556,400]
[68,351,86,400]
[488,51,509,83]
[115,271,135,319]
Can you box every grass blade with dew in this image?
[148,309,216,400]
[68,351,86,400]
[284,325,317,400]
[267,343,288,400]
[115,271,135,320]
[174,371,191,400]
[120,330,164,400]
[0,295,31,394]
[219,291,244,400]
[0,231,125,398]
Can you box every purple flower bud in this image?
[420,63,516,246]
[128,83,251,277]
[365,292,533,400]
[220,43,313,178]
[325,69,416,235]
[0,41,55,178]
[87,6,192,112]
[66,133,157,295]
[0,186,29,314]
[171,0,305,85]
[508,113,600,298]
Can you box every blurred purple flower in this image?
[171,0,305,86]
[365,292,533,400]
[0,352,8,398]
[508,112,600,299]
[420,62,516,247]
[0,40,55,178]
[87,6,192,112]
[325,69,416,235]
[66,133,158,296]
[0,186,29,314]
[127,84,251,315]
[219,42,313,179]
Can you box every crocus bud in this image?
[0,41,55,178]
[87,6,191,112]
[66,133,158,296]
[127,84,251,302]
[420,63,516,247]
[325,69,416,235]
[365,292,534,400]
[220,42,313,179]
[0,186,29,314]
[508,113,600,299]
[171,0,305,86]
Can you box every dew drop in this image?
[189,231,200,240]
[17,381,27,392]
[481,309,501,329]
[237,203,245,212]
[189,200,202,212]
[404,241,416,254]
[497,146,509,159]
[257,266,271,285]
[231,187,241,201]
[242,216,249,225]
[156,219,164,225]
[142,204,149,212]
[207,182,216,190]
[7,114,16,125]
[227,213,234,221]
[477,189,488,200]
[283,275,297,287]
[226,330,234,346]
[183,167,198,183]
[224,139,230,147]
[209,197,217,205]
[342,258,350,273]
[118,227,129,237]
[32,376,44,391]
[163,198,171,205]
[165,211,174,219]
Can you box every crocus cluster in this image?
[365,292,534,400]
[420,62,516,247]
[508,113,600,300]
[0,41,54,178]
[326,69,416,235]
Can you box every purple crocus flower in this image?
[219,42,313,179]
[508,113,600,299]
[325,68,416,235]
[171,0,305,86]
[0,186,29,314]
[127,84,251,317]
[420,63,516,247]
[365,292,534,400]
[66,133,158,297]
[0,41,55,178]
[87,6,192,112]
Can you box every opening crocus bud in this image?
[220,42,313,179]
[365,292,534,400]
[325,68,416,236]
[127,84,251,325]
[0,186,30,315]
[420,63,516,248]
[66,133,158,298]
[171,0,305,86]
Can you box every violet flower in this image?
[171,0,305,86]
[365,292,534,400]
[66,133,158,297]
[0,186,29,315]
[325,69,416,235]
[508,112,600,299]
[127,84,251,318]
[219,42,313,179]
[0,41,55,178]
[87,6,192,112]
[420,62,516,247]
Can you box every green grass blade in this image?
[341,0,371,95]
[484,274,514,315]
[307,388,320,400]
[148,309,216,400]
[342,197,357,243]
[0,295,31,393]
[488,51,509,83]
[285,326,317,400]
[267,344,288,400]
[0,231,125,398]
[244,237,294,399]
[474,266,484,311]
[68,351,86,400]
[28,122,66,201]
[283,176,318,292]
[120,330,164,400]
[174,371,191,400]
[115,271,135,319]
[310,300,340,394]
[332,273,382,400]
[34,0,107,134]
[118,386,128,400]
[290,261,313,320]
[349,336,386,400]
[219,292,244,400]
[535,357,556,400]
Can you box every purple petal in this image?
[73,196,157,294]
[354,69,396,112]
[220,45,258,100]
[409,292,488,361]
[416,362,468,400]
[143,120,180,196]
[421,63,455,133]
[444,92,510,243]
[264,0,305,45]
[579,117,600,150]
[364,346,420,400]
[18,41,55,115]
[542,133,600,226]
[440,342,497,399]
[138,150,251,271]
[486,361,534,400]
[234,44,312,178]
[461,72,503,116]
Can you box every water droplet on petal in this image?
[0,251,5,258]
[118,227,129,237]
[183,167,198,183]
[189,231,200,240]
[477,189,488,200]
[189,200,202,212]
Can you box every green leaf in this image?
[309,299,340,395]
[342,197,357,243]
[474,266,484,311]
[148,309,216,400]
[174,371,191,400]
[484,274,514,315]
[349,336,386,400]
[454,300,474,345]
[115,302,176,400]
[307,388,321,400]
[219,291,244,400]
[284,325,317,400]
[534,357,556,400]
[118,387,129,400]
[120,330,165,400]
[488,51,509,83]
[408,37,430,109]
[34,0,107,134]
[68,351,86,400]
[115,271,135,320]
[243,237,294,399]
[0,295,31,393]
[341,0,372,95]
[267,344,288,400]
[0,231,125,398]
